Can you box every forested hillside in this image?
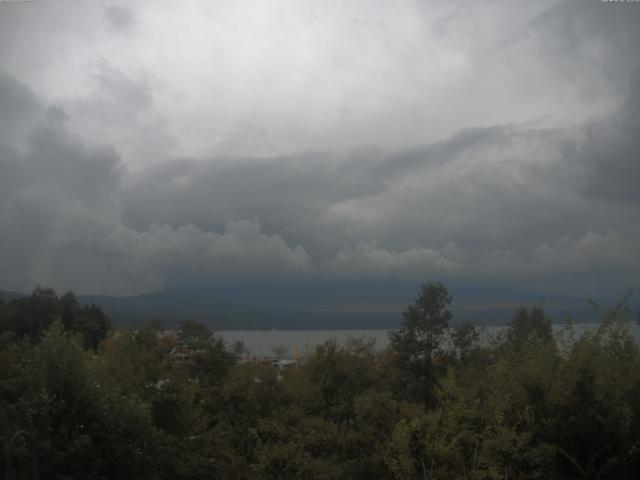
[1,283,639,479]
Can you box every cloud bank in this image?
[0,1,638,296]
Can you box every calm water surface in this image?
[219,323,640,357]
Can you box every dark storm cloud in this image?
[519,1,640,206]
[0,70,39,126]
[0,74,314,294]
[122,153,375,232]
[117,116,639,287]
[120,125,540,243]
[0,99,125,293]
[0,70,42,145]
[577,72,640,204]
[528,0,640,88]
[0,1,639,296]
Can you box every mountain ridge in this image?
[4,284,635,330]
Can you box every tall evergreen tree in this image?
[389,281,452,406]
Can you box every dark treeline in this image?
[0,287,110,350]
[1,282,639,479]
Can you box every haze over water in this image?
[220,322,640,357]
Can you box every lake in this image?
[219,322,640,357]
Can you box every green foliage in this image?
[389,281,453,406]
[451,322,481,362]
[175,319,236,386]
[1,284,640,479]
[0,287,110,349]
[504,305,553,349]
[301,338,374,423]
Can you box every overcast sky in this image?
[0,0,639,297]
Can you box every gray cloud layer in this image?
[0,1,638,296]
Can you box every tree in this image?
[505,305,552,349]
[175,320,235,386]
[302,338,373,424]
[60,291,79,330]
[0,287,59,343]
[0,288,110,349]
[451,322,480,361]
[389,281,452,406]
[16,322,103,478]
